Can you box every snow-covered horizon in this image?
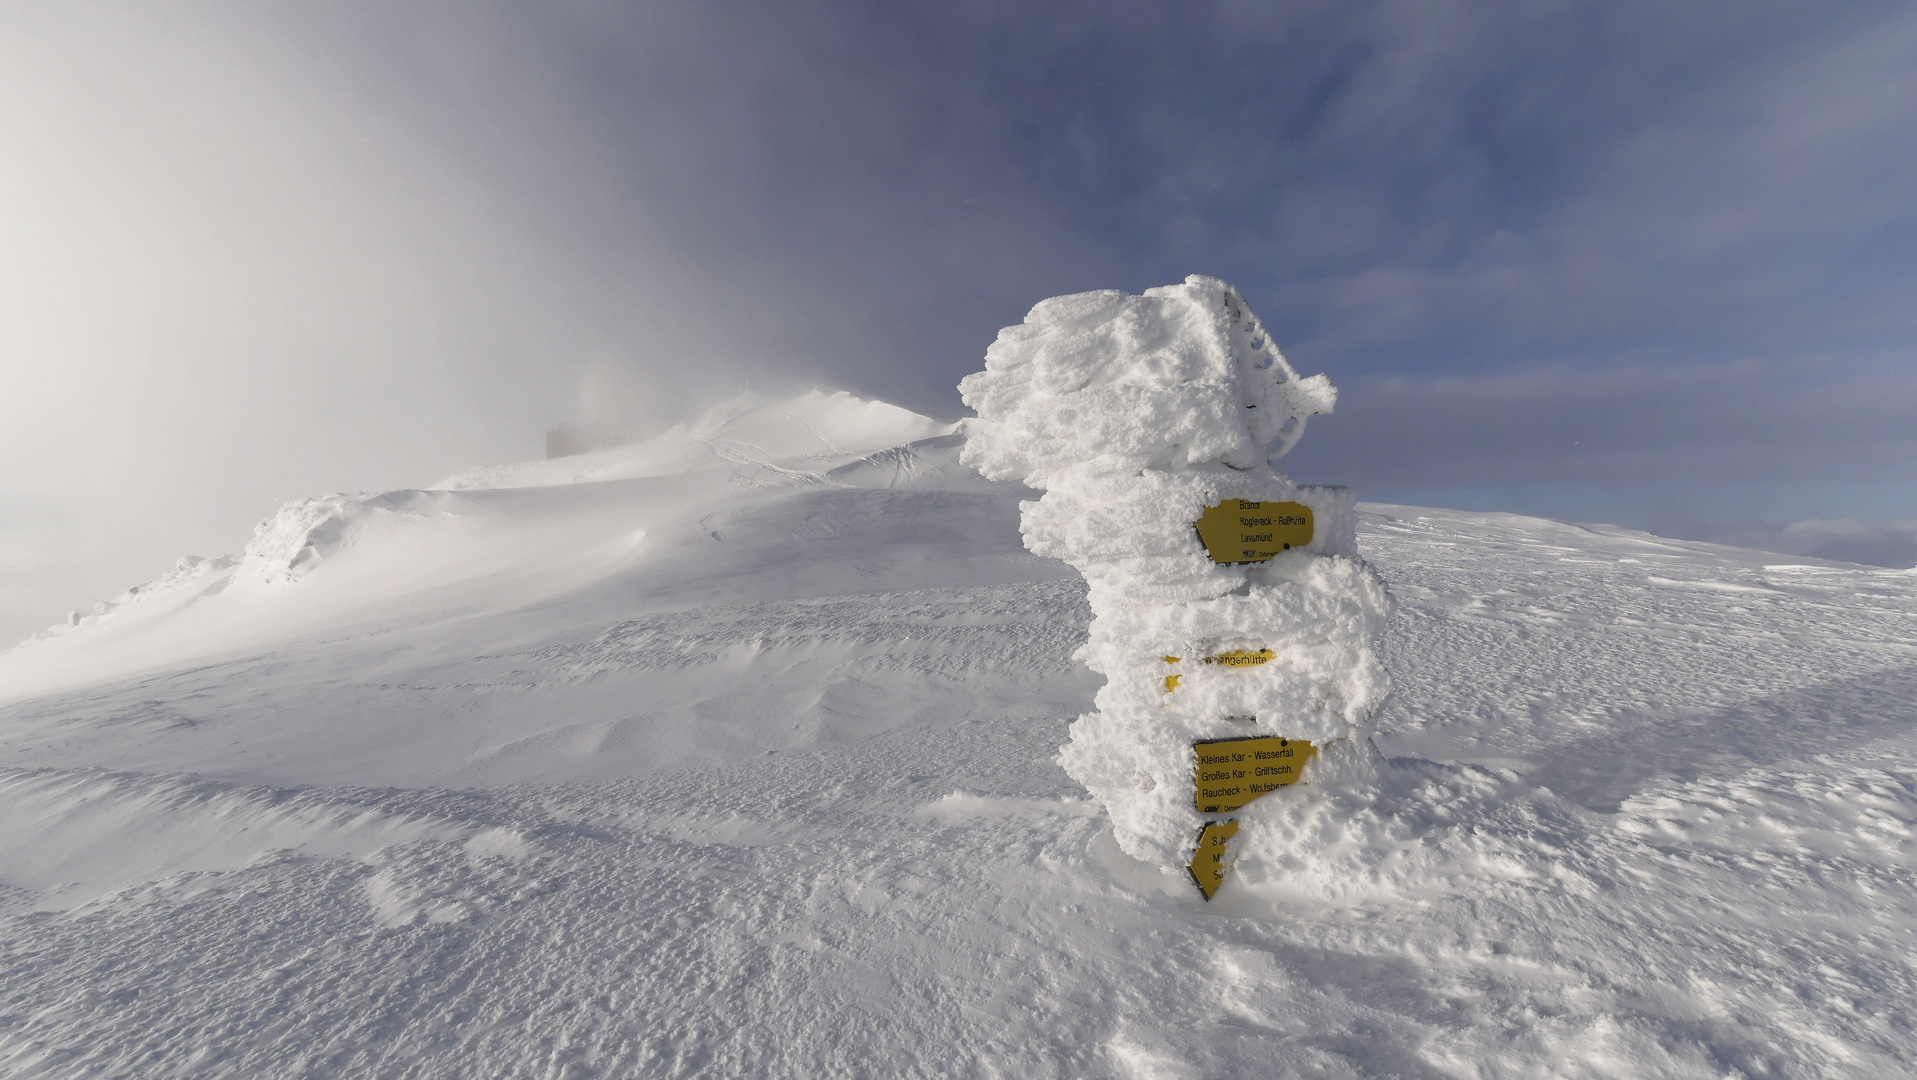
[3,387,1915,1076]
[7,387,1900,668]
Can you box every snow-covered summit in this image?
[0,390,980,702]
[439,389,955,491]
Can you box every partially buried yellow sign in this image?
[1189,819,1238,901]
[1194,736,1315,813]
[1194,500,1313,563]
[1161,649,1276,692]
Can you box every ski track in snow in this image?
[3,423,1916,1076]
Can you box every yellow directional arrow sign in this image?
[1188,819,1238,901]
[1162,649,1277,692]
[1193,500,1313,563]
[1194,736,1315,813]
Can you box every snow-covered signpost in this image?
[960,276,1391,900]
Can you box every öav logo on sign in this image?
[1193,500,1313,563]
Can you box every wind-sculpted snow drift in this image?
[3,384,1917,1077]
[960,275,1393,881]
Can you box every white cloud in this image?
[1720,519,1917,569]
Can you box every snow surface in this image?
[3,391,1916,1077]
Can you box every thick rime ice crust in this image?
[961,275,1391,871]
[959,277,1335,486]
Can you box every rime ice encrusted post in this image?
[958,275,1392,895]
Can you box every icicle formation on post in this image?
[959,275,1392,886]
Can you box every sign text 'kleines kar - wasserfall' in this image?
[1193,735,1315,813]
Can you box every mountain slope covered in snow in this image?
[2,392,1914,1078]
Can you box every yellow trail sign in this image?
[1161,649,1277,693]
[1189,819,1238,901]
[1194,500,1313,563]
[1194,736,1315,813]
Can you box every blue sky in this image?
[3,0,1915,640]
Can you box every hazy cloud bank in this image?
[1283,355,1917,563]
[5,0,1917,639]
[0,3,759,642]
[1714,519,1917,570]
